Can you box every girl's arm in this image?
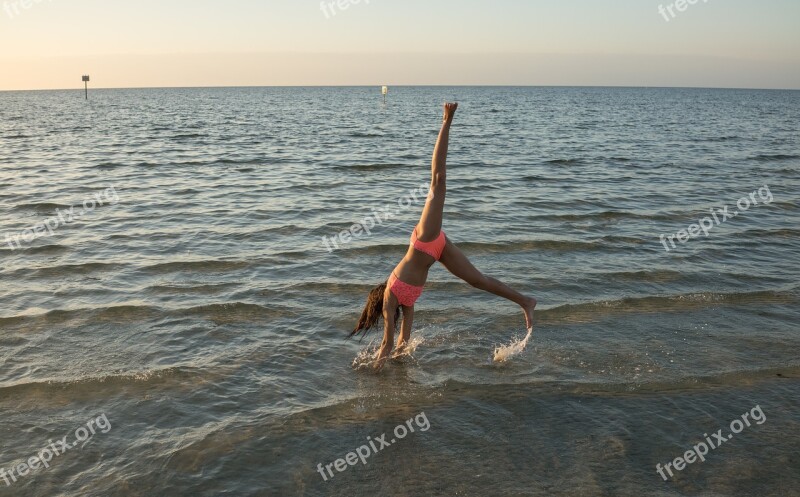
[398,305,414,346]
[376,297,398,368]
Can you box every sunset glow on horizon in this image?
[1,0,799,91]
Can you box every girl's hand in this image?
[443,102,458,123]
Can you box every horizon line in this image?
[3,84,800,93]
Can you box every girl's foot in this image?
[522,297,537,330]
[443,102,458,123]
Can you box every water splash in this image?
[392,335,425,359]
[351,341,380,370]
[351,335,425,370]
[493,327,533,363]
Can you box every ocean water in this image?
[0,86,799,497]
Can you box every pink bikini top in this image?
[410,227,446,261]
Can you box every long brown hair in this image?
[350,281,400,340]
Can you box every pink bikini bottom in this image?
[387,272,423,307]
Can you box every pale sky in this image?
[1,0,799,90]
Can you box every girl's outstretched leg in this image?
[477,275,537,329]
[439,240,537,328]
[416,103,457,241]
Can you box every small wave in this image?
[0,304,163,327]
[606,156,634,162]
[455,239,604,253]
[751,153,800,162]
[339,243,406,257]
[141,260,250,274]
[18,262,118,279]
[173,188,202,195]
[600,234,647,245]
[341,238,617,256]
[521,175,560,183]
[454,183,503,192]
[95,162,127,169]
[146,282,238,295]
[24,244,70,255]
[513,198,607,210]
[176,302,295,323]
[171,133,207,139]
[348,132,384,138]
[245,224,306,236]
[218,157,267,166]
[0,366,192,397]
[542,211,660,222]
[0,301,293,328]
[286,281,375,295]
[333,163,409,172]
[587,269,683,283]
[689,136,739,143]
[538,288,798,324]
[12,202,71,213]
[732,227,800,239]
[436,364,800,396]
[546,158,585,166]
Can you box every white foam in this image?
[351,341,380,370]
[351,335,426,370]
[392,335,425,359]
[493,327,533,363]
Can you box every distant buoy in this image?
[382,85,388,104]
[82,75,90,100]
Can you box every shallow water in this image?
[1,87,799,496]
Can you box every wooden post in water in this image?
[382,85,388,104]
[82,75,90,100]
